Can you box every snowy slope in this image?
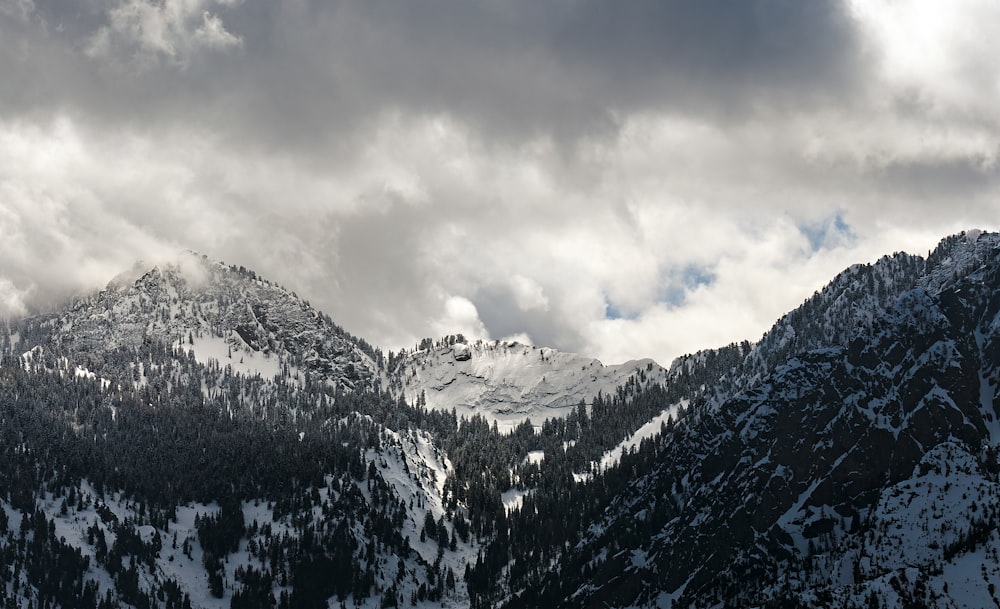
[0,252,484,608]
[801,442,1000,609]
[0,421,481,609]
[13,251,379,392]
[387,339,668,432]
[597,399,687,471]
[499,230,1000,609]
[5,231,1000,609]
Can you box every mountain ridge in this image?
[481,229,1000,609]
[0,229,997,609]
[385,337,670,432]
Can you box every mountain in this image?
[26,253,381,390]
[0,231,998,609]
[384,338,669,432]
[1,254,477,609]
[474,230,1000,609]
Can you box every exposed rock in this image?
[452,342,472,361]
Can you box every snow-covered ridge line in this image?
[387,338,669,432]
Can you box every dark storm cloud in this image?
[877,156,1000,199]
[548,1,862,108]
[2,0,998,364]
[0,0,865,151]
[340,0,865,141]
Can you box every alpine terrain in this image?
[1,230,998,609]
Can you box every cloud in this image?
[430,296,489,343]
[0,1,998,367]
[0,0,33,22]
[2,0,864,155]
[0,277,29,318]
[509,275,549,312]
[86,0,242,68]
[849,0,1000,121]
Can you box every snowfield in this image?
[390,340,668,432]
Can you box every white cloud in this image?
[431,296,490,343]
[194,10,241,50]
[0,277,29,318]
[509,274,549,312]
[849,0,1000,121]
[0,109,996,367]
[88,0,242,68]
[1,2,1000,368]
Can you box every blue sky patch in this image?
[655,264,717,309]
[799,212,856,252]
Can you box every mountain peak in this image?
[922,228,999,292]
[25,252,381,391]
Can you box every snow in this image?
[74,365,112,390]
[776,450,850,555]
[502,488,529,513]
[5,439,482,609]
[598,400,686,470]
[27,251,378,403]
[392,340,668,432]
[6,234,999,609]
[525,450,545,465]
[160,503,228,609]
[807,441,1000,609]
[864,442,999,576]
[452,342,472,360]
[178,333,282,380]
[921,231,999,293]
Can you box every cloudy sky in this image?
[1,0,998,365]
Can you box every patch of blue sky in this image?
[798,211,856,252]
[604,300,634,320]
[658,264,717,309]
[604,264,717,319]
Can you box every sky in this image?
[1,0,999,365]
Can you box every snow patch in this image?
[178,333,282,380]
[393,340,668,433]
[599,400,686,470]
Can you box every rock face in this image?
[385,338,670,431]
[21,252,380,391]
[452,343,472,361]
[495,231,1000,609]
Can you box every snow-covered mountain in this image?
[2,230,999,609]
[485,230,1000,609]
[0,253,480,609]
[22,252,381,390]
[386,338,668,432]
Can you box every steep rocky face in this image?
[14,252,380,391]
[385,338,670,431]
[500,231,1000,609]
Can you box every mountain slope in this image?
[0,254,482,609]
[386,338,669,432]
[17,252,380,391]
[474,230,1000,609]
[2,232,998,609]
